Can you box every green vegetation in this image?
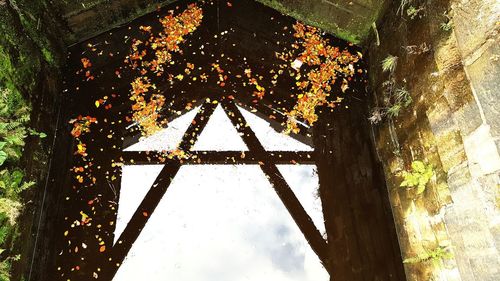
[406,6,424,20]
[0,87,37,280]
[397,0,412,16]
[440,21,452,31]
[400,160,434,195]
[440,12,453,31]
[369,79,412,123]
[381,54,398,73]
[404,245,454,264]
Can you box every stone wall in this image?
[367,0,500,280]
[60,0,177,44]
[256,0,387,44]
[60,0,387,45]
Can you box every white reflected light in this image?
[124,107,200,152]
[192,105,248,151]
[113,165,328,281]
[237,105,313,151]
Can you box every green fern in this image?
[0,199,22,226]
[0,223,9,245]
[400,161,434,194]
[0,87,33,281]
[404,245,453,264]
[382,55,398,73]
[0,169,34,199]
[0,259,10,281]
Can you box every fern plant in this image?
[0,88,31,167]
[404,245,453,264]
[382,55,398,73]
[0,87,34,281]
[400,160,434,194]
[0,169,34,200]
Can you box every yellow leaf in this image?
[95,100,100,108]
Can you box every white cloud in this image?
[113,165,328,281]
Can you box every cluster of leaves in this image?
[0,89,31,166]
[68,115,98,185]
[406,5,425,20]
[129,77,165,136]
[369,54,412,124]
[400,160,434,195]
[381,55,398,73]
[403,245,453,264]
[398,0,425,19]
[283,22,361,134]
[127,4,203,136]
[0,87,37,279]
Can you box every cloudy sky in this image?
[114,106,328,281]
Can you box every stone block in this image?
[463,124,500,177]
[463,36,500,138]
[256,0,387,43]
[451,0,500,59]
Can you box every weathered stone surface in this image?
[451,0,500,60]
[256,0,387,44]
[464,125,500,176]
[452,0,500,142]
[367,0,500,280]
[463,37,500,140]
[59,0,388,45]
[60,0,178,43]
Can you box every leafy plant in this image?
[397,0,413,16]
[400,160,434,194]
[0,199,22,226]
[440,21,452,31]
[382,55,398,73]
[440,12,453,31]
[407,6,424,19]
[0,259,10,281]
[394,87,412,107]
[27,128,47,139]
[369,83,412,123]
[404,245,453,264]
[387,104,402,118]
[0,86,34,281]
[0,169,34,200]
[0,88,31,166]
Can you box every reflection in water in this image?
[192,105,248,151]
[114,165,328,281]
[124,107,200,152]
[237,105,314,152]
[277,165,325,235]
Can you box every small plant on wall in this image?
[403,245,454,265]
[381,54,398,73]
[369,56,412,124]
[400,160,434,195]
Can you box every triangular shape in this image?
[276,165,325,236]
[192,105,248,151]
[114,165,164,244]
[237,106,313,151]
[124,107,200,152]
[113,165,328,281]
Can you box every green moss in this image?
[256,0,362,43]
[41,48,55,65]
[255,0,389,44]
